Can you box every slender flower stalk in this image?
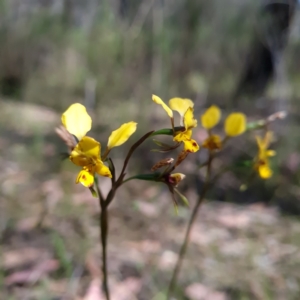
[166,151,213,299]
[167,105,247,299]
[95,181,110,300]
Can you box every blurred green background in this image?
[1,0,300,299]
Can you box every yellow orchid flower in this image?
[200,105,246,151]
[254,131,276,179]
[69,136,112,187]
[61,103,137,187]
[152,95,199,153]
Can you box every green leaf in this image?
[246,120,265,130]
[234,160,253,168]
[151,139,181,153]
[128,173,161,181]
[107,157,116,183]
[89,186,97,198]
[151,126,185,136]
[152,139,173,148]
[151,128,174,136]
[173,203,178,215]
[174,189,189,207]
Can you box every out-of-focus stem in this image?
[167,152,213,299]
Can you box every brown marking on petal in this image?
[82,175,86,179]
[258,159,267,166]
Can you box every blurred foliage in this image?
[0,0,263,110]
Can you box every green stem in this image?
[116,131,154,185]
[100,205,110,300]
[121,176,137,184]
[166,152,213,299]
[96,182,110,300]
[105,186,117,207]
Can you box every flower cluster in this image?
[152,95,247,153]
[201,105,246,150]
[57,96,278,197]
[151,95,249,203]
[59,103,137,188]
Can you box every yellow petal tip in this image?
[62,103,92,140]
[107,122,137,149]
[152,95,173,118]
[201,105,221,129]
[224,112,246,137]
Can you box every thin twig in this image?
[167,151,213,299]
